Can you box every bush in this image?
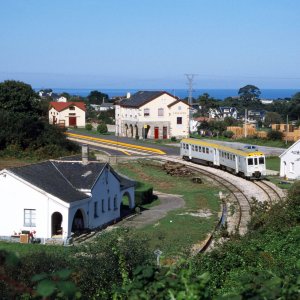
[97,123,108,134]
[170,136,177,142]
[85,123,93,131]
[267,130,283,140]
[135,181,154,206]
[223,130,234,138]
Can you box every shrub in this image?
[135,181,154,206]
[97,123,108,134]
[267,130,283,140]
[170,136,177,142]
[223,130,234,138]
[85,123,93,131]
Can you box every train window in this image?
[259,157,265,164]
[187,144,189,150]
[254,158,258,165]
[233,155,235,160]
[206,148,209,154]
[199,147,201,152]
[227,153,229,159]
[195,146,198,151]
[202,147,205,152]
[248,158,253,165]
[229,154,232,160]
[192,145,195,151]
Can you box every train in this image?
[180,138,266,179]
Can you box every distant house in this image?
[49,101,86,127]
[90,99,114,112]
[247,110,266,124]
[57,96,68,103]
[209,107,237,120]
[0,149,135,243]
[115,91,190,139]
[279,139,300,180]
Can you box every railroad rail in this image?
[156,156,252,236]
[253,180,283,203]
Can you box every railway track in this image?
[156,156,252,236]
[253,180,283,203]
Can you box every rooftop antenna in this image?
[185,74,198,136]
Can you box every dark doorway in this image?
[72,209,84,232]
[51,212,62,236]
[163,126,167,139]
[154,127,159,139]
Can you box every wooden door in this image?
[154,127,159,139]
[69,117,77,126]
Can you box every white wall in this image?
[280,141,300,179]
[169,102,189,138]
[0,171,70,240]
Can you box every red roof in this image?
[49,102,86,112]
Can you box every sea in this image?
[36,88,299,100]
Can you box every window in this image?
[202,147,205,153]
[177,117,182,124]
[199,147,202,152]
[114,195,118,210]
[259,157,265,165]
[94,202,98,218]
[206,148,209,154]
[195,146,198,151]
[192,145,194,151]
[144,108,150,116]
[69,106,75,110]
[102,199,105,212]
[158,108,164,116]
[248,158,253,165]
[108,197,111,210]
[178,106,182,110]
[186,144,189,150]
[229,154,232,160]
[254,158,258,165]
[290,162,295,172]
[24,209,36,227]
[69,113,75,116]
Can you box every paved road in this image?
[119,191,185,228]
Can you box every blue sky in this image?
[0,0,300,89]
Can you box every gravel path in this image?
[120,191,185,228]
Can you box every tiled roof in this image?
[49,102,86,112]
[118,91,176,108]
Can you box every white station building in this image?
[279,139,300,180]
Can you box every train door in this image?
[214,149,219,166]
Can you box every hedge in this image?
[135,181,154,206]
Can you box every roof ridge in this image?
[50,161,79,191]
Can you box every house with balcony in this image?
[115,91,190,139]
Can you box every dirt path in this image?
[120,191,185,228]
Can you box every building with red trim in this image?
[49,102,86,127]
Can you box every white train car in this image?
[180,138,266,179]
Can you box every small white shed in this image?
[279,139,300,180]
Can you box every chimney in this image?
[126,92,131,99]
[82,144,89,164]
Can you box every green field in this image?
[266,156,280,171]
[115,160,222,257]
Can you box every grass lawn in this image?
[266,156,280,171]
[191,134,292,148]
[267,176,293,190]
[115,160,222,257]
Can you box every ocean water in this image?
[36,88,300,100]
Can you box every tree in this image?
[87,90,109,105]
[198,93,220,117]
[238,84,261,108]
[0,80,40,116]
[264,112,282,127]
[97,123,108,134]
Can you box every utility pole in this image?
[244,109,247,138]
[286,115,289,145]
[185,74,197,136]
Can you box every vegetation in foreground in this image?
[1,181,299,299]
